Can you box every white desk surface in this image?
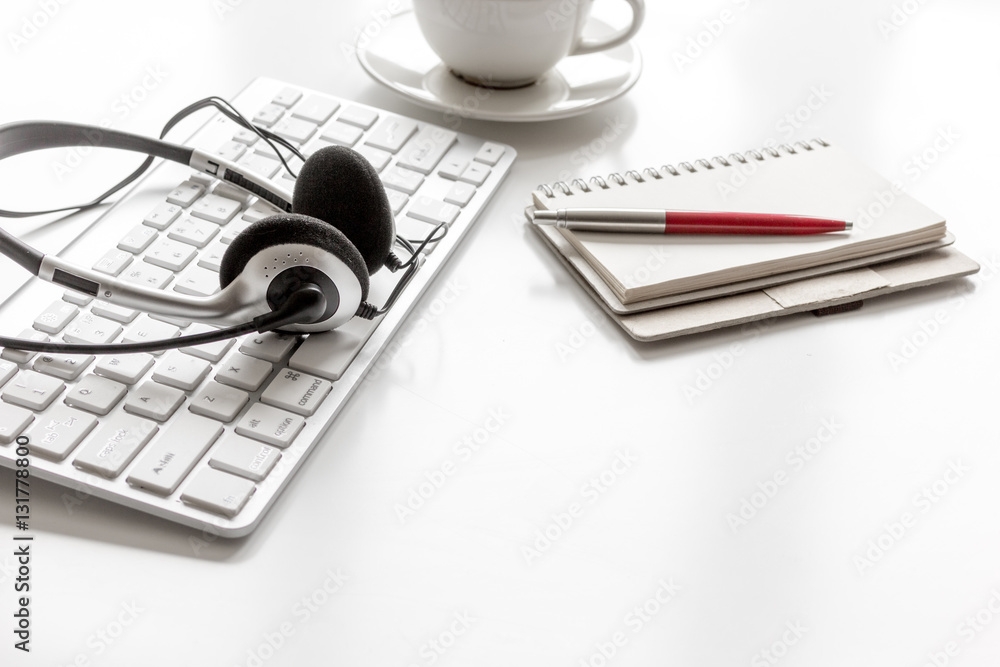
[2,1,999,665]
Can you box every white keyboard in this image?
[0,77,515,536]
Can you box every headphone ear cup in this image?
[219,214,369,302]
[292,145,395,274]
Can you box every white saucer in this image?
[355,9,642,122]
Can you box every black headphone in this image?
[0,98,439,355]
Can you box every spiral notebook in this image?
[529,140,978,341]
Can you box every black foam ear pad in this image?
[292,145,395,274]
[219,214,369,301]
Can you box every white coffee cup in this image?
[412,0,645,88]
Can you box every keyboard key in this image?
[237,152,280,179]
[382,166,424,194]
[25,405,97,459]
[147,313,192,329]
[235,403,304,448]
[173,265,221,297]
[474,141,506,166]
[354,144,391,173]
[189,381,249,422]
[119,262,173,290]
[232,127,260,146]
[272,86,302,107]
[444,181,476,207]
[91,301,139,324]
[320,121,363,147]
[216,353,272,391]
[386,190,408,215]
[127,412,222,495]
[152,351,211,391]
[397,127,457,174]
[407,195,460,226]
[288,317,377,381]
[143,202,182,230]
[0,360,18,386]
[64,374,127,415]
[33,353,93,380]
[252,103,285,128]
[438,157,467,180]
[92,248,133,276]
[62,290,93,306]
[198,240,227,271]
[168,217,218,248]
[144,238,196,271]
[291,94,340,124]
[3,370,65,411]
[33,300,79,334]
[179,323,235,362]
[180,467,255,517]
[273,116,318,144]
[94,353,155,385]
[117,224,158,253]
[0,402,33,445]
[260,368,331,417]
[209,435,281,482]
[459,162,491,186]
[337,105,378,129]
[123,380,185,421]
[190,193,242,225]
[166,180,205,207]
[366,117,418,153]
[239,332,298,363]
[213,140,246,163]
[242,199,280,223]
[1,329,48,364]
[63,313,122,345]
[73,415,158,478]
[122,316,180,350]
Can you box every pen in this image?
[532,208,853,235]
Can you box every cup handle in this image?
[570,0,645,56]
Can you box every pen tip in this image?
[844,221,853,231]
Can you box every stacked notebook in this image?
[529,140,979,341]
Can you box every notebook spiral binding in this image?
[535,138,830,198]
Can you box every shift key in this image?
[260,368,331,417]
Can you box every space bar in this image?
[287,317,379,381]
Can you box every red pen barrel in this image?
[663,211,850,235]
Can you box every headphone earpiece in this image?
[291,145,396,274]
[219,214,369,332]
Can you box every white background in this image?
[1,0,999,665]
